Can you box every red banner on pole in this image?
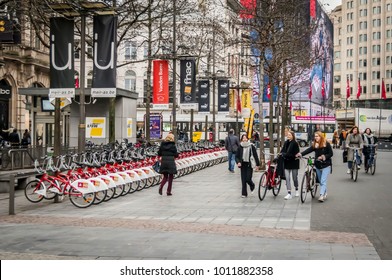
[381,78,387,99]
[357,78,362,99]
[153,60,169,107]
[310,0,316,19]
[346,78,351,99]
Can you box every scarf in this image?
[241,141,252,162]
[363,134,375,145]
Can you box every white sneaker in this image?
[284,194,292,200]
[357,165,361,170]
[295,190,300,197]
[323,193,327,200]
[347,169,351,174]
[318,195,324,202]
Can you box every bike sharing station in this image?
[1,87,137,214]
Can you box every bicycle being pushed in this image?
[258,153,282,201]
[299,156,319,203]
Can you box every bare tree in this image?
[237,0,321,168]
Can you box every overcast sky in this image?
[320,0,342,12]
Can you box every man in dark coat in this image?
[158,133,178,196]
[225,129,240,173]
[9,128,20,148]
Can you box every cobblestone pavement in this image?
[0,156,380,260]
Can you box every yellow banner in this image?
[127,118,133,138]
[86,117,106,138]
[230,89,235,109]
[241,89,252,110]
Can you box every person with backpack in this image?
[224,129,240,173]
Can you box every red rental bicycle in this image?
[258,154,283,201]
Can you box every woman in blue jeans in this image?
[297,131,333,202]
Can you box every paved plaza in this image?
[0,150,381,260]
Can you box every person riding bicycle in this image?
[296,131,333,202]
[362,128,378,170]
[345,126,363,174]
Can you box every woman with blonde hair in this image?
[297,131,333,202]
[158,133,178,196]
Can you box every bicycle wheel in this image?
[352,162,358,182]
[122,182,133,195]
[112,184,125,199]
[104,188,115,201]
[68,188,95,208]
[272,176,282,196]
[300,172,309,203]
[370,158,376,175]
[310,170,318,198]
[24,180,45,203]
[93,190,107,204]
[258,172,268,201]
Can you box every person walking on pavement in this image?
[345,126,363,174]
[297,131,333,202]
[225,129,240,173]
[158,133,178,196]
[236,134,260,198]
[281,130,300,200]
[21,129,31,147]
[339,128,348,149]
[9,128,20,148]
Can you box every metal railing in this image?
[0,146,78,170]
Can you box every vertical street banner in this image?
[180,59,197,109]
[152,60,169,109]
[198,80,210,113]
[148,114,162,139]
[92,15,117,98]
[217,80,229,113]
[241,89,252,118]
[229,89,235,115]
[86,117,106,138]
[49,17,75,99]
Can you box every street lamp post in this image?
[172,0,177,140]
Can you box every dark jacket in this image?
[301,141,333,168]
[158,141,178,174]
[225,134,240,153]
[281,139,300,170]
[235,143,260,167]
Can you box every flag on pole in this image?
[236,89,242,113]
[381,78,387,99]
[266,83,271,100]
[346,78,351,99]
[75,75,79,88]
[321,79,325,99]
[308,82,312,99]
[357,78,362,99]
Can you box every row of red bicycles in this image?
[24,142,227,208]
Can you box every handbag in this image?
[342,150,348,163]
[152,160,160,173]
[249,146,257,168]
